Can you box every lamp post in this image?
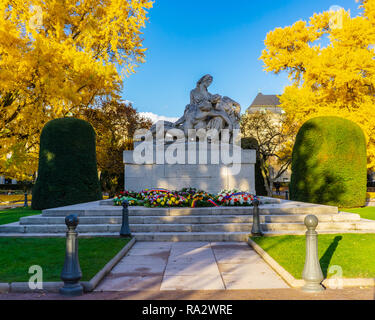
[120,199,131,237]
[302,215,325,292]
[251,199,263,237]
[60,214,83,297]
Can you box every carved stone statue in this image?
[150,74,241,142]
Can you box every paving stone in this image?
[210,241,249,247]
[168,251,216,264]
[169,246,212,256]
[222,269,289,290]
[218,262,266,275]
[213,249,261,264]
[115,255,168,266]
[171,242,211,249]
[161,274,225,291]
[211,243,251,251]
[110,263,166,276]
[132,242,173,249]
[164,262,220,276]
[96,275,163,291]
[126,248,171,256]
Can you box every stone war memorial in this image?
[4,0,375,303]
[123,74,256,194]
[1,74,375,243]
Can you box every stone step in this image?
[41,204,338,217]
[262,228,375,236]
[261,221,375,232]
[20,213,361,225]
[130,224,254,232]
[0,223,117,234]
[131,232,251,242]
[1,223,253,233]
[0,231,251,242]
[2,229,375,239]
[3,219,374,234]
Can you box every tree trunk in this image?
[269,179,274,198]
[259,159,272,197]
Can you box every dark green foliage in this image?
[32,118,102,210]
[290,116,367,207]
[241,137,267,196]
[100,170,124,198]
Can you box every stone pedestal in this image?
[123,143,256,194]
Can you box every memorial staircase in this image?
[1,197,375,241]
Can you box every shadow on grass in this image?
[319,235,342,277]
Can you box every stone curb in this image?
[0,283,10,294]
[82,237,136,292]
[247,238,304,288]
[0,237,136,294]
[248,237,375,289]
[10,282,63,293]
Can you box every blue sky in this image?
[120,0,361,121]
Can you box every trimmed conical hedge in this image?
[290,116,367,208]
[32,118,102,210]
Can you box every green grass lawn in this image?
[0,207,41,225]
[252,234,375,279]
[0,237,130,282]
[341,206,375,221]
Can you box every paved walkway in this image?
[2,288,375,300]
[95,242,289,291]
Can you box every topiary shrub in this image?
[32,118,102,210]
[290,116,367,207]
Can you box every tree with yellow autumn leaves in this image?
[260,0,375,170]
[0,0,153,181]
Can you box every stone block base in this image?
[123,144,256,194]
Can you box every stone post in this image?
[302,215,324,292]
[120,199,131,237]
[60,214,83,297]
[251,199,263,236]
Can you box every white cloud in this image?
[139,112,179,124]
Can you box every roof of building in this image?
[247,93,283,114]
[249,93,281,107]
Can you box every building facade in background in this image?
[0,176,17,185]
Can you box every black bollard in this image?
[23,192,28,207]
[60,214,83,297]
[120,199,131,237]
[285,190,289,200]
[251,199,263,236]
